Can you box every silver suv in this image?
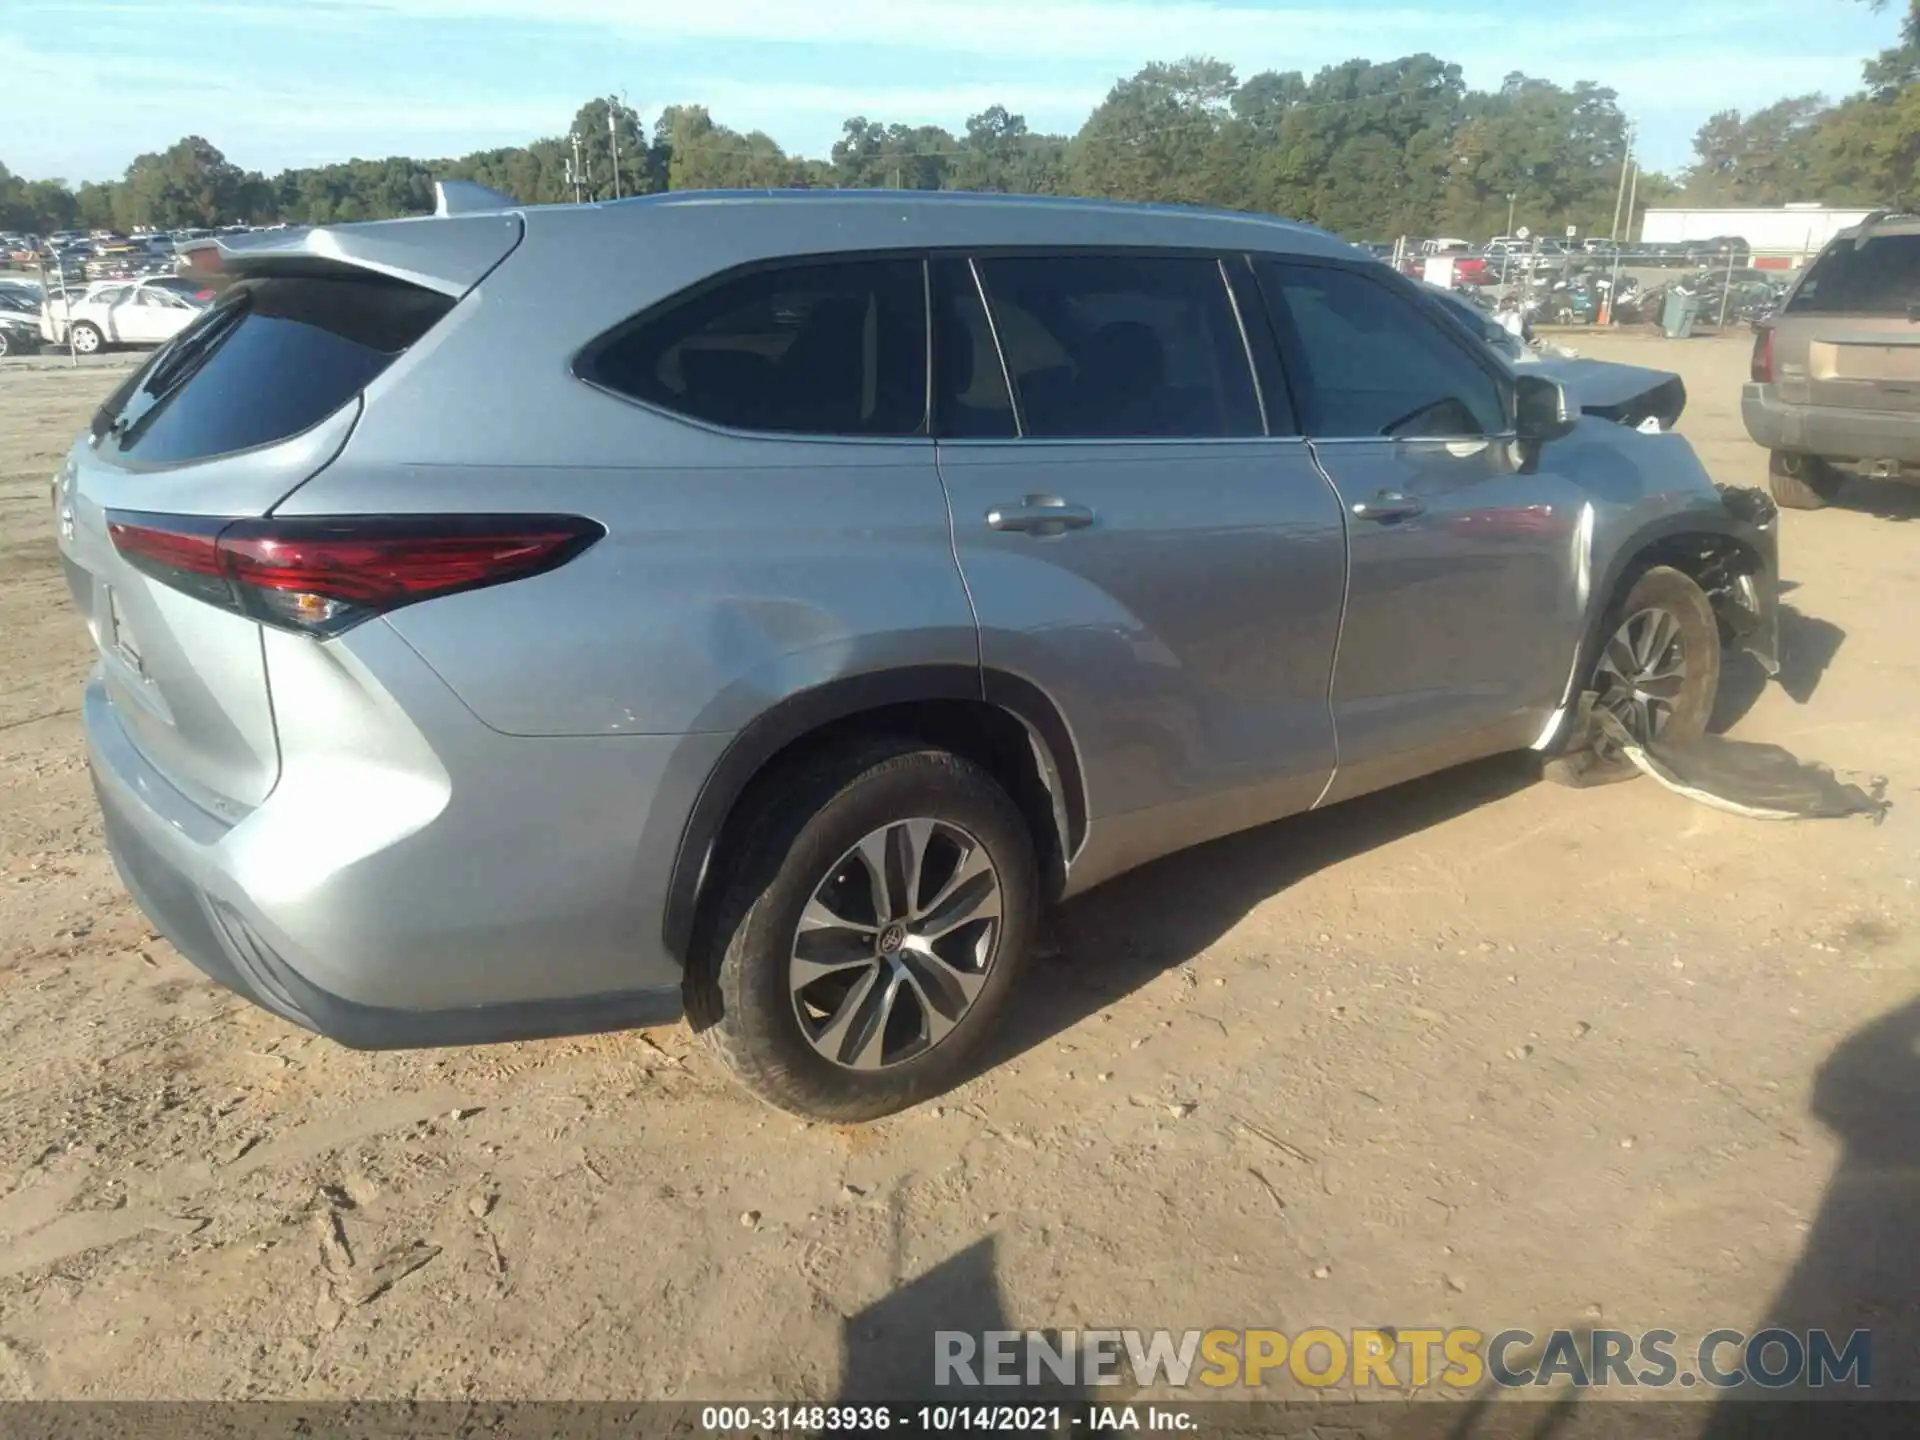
[1744,212,1920,508]
[60,188,1781,1120]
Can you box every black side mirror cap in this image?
[1514,373,1578,443]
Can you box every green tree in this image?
[656,105,805,190]
[831,118,958,190]
[1069,57,1240,206]
[120,136,248,228]
[565,97,652,201]
[944,107,1054,194]
[1683,95,1829,203]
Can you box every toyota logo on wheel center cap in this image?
[878,923,907,955]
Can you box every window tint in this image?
[931,258,1016,439]
[1786,234,1920,316]
[974,255,1261,439]
[1257,261,1506,438]
[92,273,453,466]
[90,286,129,307]
[587,259,928,436]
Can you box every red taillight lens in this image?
[1751,326,1774,384]
[107,513,604,636]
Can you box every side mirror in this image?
[1514,373,1577,443]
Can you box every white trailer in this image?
[1639,205,1876,262]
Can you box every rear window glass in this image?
[1786,234,1920,315]
[582,258,929,436]
[91,273,452,465]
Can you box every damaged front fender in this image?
[1712,484,1781,676]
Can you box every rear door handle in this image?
[1350,491,1425,523]
[986,497,1096,535]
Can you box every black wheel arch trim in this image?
[661,664,1086,962]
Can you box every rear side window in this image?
[1787,234,1920,315]
[584,258,929,436]
[1257,261,1506,438]
[93,273,452,466]
[974,255,1261,439]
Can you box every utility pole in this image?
[607,95,624,200]
[567,132,585,204]
[1624,151,1640,248]
[1610,119,1636,243]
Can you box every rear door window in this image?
[972,254,1262,439]
[92,272,453,466]
[1256,260,1507,438]
[1787,234,1920,316]
[584,258,929,436]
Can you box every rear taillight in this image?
[1751,326,1775,384]
[106,512,604,636]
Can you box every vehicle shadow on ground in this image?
[974,752,1538,1077]
[1711,602,1847,731]
[1831,477,1920,523]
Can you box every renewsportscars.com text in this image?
[935,1327,1871,1391]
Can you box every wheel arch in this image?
[662,665,1086,964]
[1542,509,1777,749]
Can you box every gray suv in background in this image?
[1745,211,1920,508]
[59,189,1780,1120]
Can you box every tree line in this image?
[2,23,1914,243]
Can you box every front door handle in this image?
[986,497,1096,535]
[1350,491,1426,523]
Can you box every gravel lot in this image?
[0,334,1915,1410]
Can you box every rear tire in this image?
[1544,565,1720,787]
[68,321,102,356]
[687,740,1038,1122]
[1769,451,1840,510]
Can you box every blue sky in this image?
[3,0,1902,183]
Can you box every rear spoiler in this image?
[178,190,524,298]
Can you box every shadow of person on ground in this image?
[1693,994,1920,1436]
[971,753,1537,1078]
[833,1235,1087,1432]
[1711,602,1848,732]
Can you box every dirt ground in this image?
[1,334,1916,1407]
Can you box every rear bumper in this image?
[1742,384,1920,466]
[85,671,693,1049]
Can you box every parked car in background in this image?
[60,188,1782,1120]
[1687,235,1752,266]
[0,291,41,356]
[144,274,225,304]
[1745,212,1920,508]
[40,277,208,353]
[1425,286,1689,432]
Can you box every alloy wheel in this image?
[789,817,1003,1071]
[1595,605,1688,742]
